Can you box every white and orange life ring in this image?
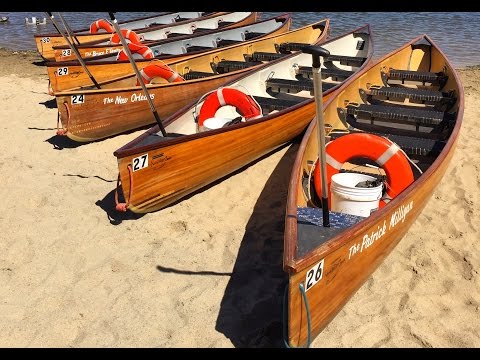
[136,63,185,85]
[89,19,114,34]
[313,132,414,209]
[116,43,154,61]
[109,29,143,46]
[197,87,262,127]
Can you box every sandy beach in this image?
[0,47,478,348]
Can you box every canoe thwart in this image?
[245,51,287,62]
[243,31,266,40]
[343,103,450,128]
[266,78,338,94]
[324,54,367,66]
[329,130,447,159]
[211,59,262,74]
[382,68,448,88]
[252,95,306,113]
[296,66,355,81]
[276,42,312,54]
[182,70,214,80]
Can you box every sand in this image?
[0,48,478,348]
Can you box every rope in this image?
[56,102,69,136]
[115,165,133,212]
[282,282,312,348]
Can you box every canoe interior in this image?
[283,34,463,347]
[51,12,258,62]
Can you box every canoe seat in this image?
[218,21,235,28]
[173,16,191,22]
[324,54,367,66]
[296,66,355,81]
[382,68,448,88]
[361,85,456,108]
[253,95,306,113]
[275,42,310,54]
[344,103,451,129]
[211,59,261,74]
[184,45,213,53]
[216,39,242,47]
[329,130,447,159]
[243,31,265,40]
[182,71,214,80]
[192,27,215,34]
[266,78,338,94]
[165,32,190,38]
[245,52,287,62]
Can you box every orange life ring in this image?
[198,87,262,126]
[313,132,414,209]
[136,63,185,85]
[89,19,114,34]
[109,29,143,46]
[116,43,154,61]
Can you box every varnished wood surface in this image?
[283,34,464,347]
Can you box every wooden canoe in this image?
[54,18,331,142]
[51,12,258,62]
[34,12,221,61]
[46,14,290,93]
[111,24,373,214]
[283,34,464,347]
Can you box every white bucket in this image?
[202,117,232,131]
[330,173,383,217]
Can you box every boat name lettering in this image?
[348,220,386,259]
[348,201,414,260]
[103,93,155,105]
[389,200,413,229]
[84,48,120,57]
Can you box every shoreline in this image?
[0,48,478,348]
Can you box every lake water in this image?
[0,11,478,68]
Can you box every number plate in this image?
[57,67,68,76]
[71,94,85,104]
[305,259,324,292]
[132,154,148,172]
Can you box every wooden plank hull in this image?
[55,73,244,142]
[34,12,223,61]
[112,24,373,214]
[283,35,464,347]
[47,13,292,93]
[51,12,258,62]
[54,18,331,141]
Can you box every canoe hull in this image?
[284,117,460,347]
[56,73,244,142]
[112,23,372,214]
[117,104,316,213]
[54,18,330,140]
[283,34,464,347]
